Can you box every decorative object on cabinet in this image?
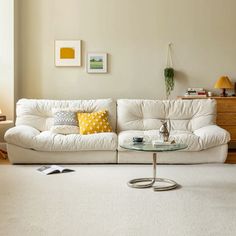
[87,53,107,73]
[55,40,81,67]
[208,91,212,97]
[164,43,175,99]
[184,88,207,97]
[178,96,236,163]
[214,76,233,97]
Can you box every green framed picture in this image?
[87,53,107,73]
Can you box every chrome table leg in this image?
[128,152,178,191]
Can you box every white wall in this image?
[0,0,14,118]
[0,0,14,142]
[17,0,236,100]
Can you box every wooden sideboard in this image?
[178,96,236,163]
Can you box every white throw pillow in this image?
[50,125,80,135]
[50,108,82,135]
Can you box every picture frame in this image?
[55,40,81,67]
[87,53,107,73]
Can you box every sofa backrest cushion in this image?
[16,99,116,132]
[117,99,216,132]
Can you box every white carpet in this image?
[1,164,236,236]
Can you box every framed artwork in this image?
[55,40,81,66]
[87,53,107,73]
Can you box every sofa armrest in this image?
[4,125,40,149]
[194,125,230,150]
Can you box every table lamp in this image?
[214,76,233,97]
[0,109,6,121]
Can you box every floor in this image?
[0,156,9,165]
[1,163,236,236]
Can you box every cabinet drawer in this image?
[220,125,236,141]
[226,151,236,163]
[217,99,236,112]
[217,113,236,125]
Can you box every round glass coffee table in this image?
[120,142,187,191]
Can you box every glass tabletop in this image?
[120,142,188,152]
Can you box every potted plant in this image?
[164,43,175,99]
[164,67,174,99]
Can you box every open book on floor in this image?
[37,165,75,175]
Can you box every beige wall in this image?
[0,0,14,142]
[0,0,14,118]
[17,0,236,100]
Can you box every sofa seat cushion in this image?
[5,125,117,152]
[118,125,230,152]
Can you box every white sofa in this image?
[117,99,230,163]
[5,98,230,164]
[5,99,117,163]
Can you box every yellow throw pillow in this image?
[77,110,113,135]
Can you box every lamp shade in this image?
[214,76,233,89]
